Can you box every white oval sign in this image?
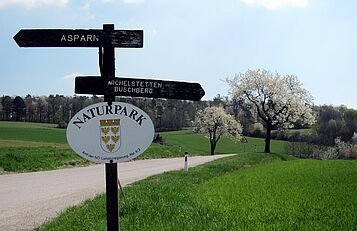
[66,102,154,163]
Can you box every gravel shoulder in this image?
[0,154,234,230]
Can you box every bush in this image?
[248,123,265,138]
[152,133,165,145]
[57,121,67,129]
[284,142,315,158]
[312,147,339,160]
[335,137,357,159]
[285,135,357,160]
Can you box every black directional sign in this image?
[13,29,143,48]
[75,76,205,101]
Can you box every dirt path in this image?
[0,154,234,230]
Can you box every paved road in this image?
[0,154,234,230]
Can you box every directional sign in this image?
[75,76,205,101]
[13,29,143,48]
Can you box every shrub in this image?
[248,122,265,138]
[284,142,315,158]
[57,121,68,129]
[285,134,357,160]
[335,137,357,159]
[152,133,165,145]
[312,147,339,160]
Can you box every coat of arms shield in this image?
[100,119,121,153]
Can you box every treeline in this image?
[0,94,208,131]
[1,94,357,145]
[209,95,357,145]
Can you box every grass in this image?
[0,122,285,155]
[158,129,286,155]
[0,122,287,173]
[0,121,67,144]
[0,122,86,172]
[0,147,90,172]
[198,159,357,230]
[37,154,357,230]
[3,122,355,229]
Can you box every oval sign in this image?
[66,102,154,163]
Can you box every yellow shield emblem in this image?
[100,119,121,153]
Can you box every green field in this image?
[0,121,67,144]
[2,122,356,230]
[0,122,285,173]
[37,153,357,230]
[142,129,286,158]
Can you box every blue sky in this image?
[0,0,356,109]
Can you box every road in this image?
[0,154,234,230]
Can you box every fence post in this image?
[184,152,189,172]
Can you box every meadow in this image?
[2,121,356,230]
[0,121,285,172]
[37,153,357,230]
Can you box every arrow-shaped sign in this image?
[75,76,205,101]
[13,29,143,48]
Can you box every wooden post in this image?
[101,24,119,231]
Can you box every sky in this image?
[0,0,356,109]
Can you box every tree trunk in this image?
[265,124,272,153]
[210,139,216,155]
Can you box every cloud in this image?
[82,2,91,10]
[100,0,145,4]
[0,0,68,9]
[123,0,144,4]
[241,0,308,10]
[61,72,82,80]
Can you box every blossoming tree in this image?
[226,69,315,153]
[193,106,242,155]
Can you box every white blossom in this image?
[226,69,315,129]
[226,69,315,152]
[193,106,242,154]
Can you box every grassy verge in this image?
[37,153,357,230]
[0,147,90,173]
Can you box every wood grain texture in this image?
[75,76,206,101]
[13,29,143,48]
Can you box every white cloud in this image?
[61,72,82,80]
[100,0,144,4]
[241,0,308,10]
[123,0,144,4]
[0,0,68,9]
[82,2,91,10]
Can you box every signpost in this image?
[75,76,205,101]
[13,29,143,48]
[14,23,205,231]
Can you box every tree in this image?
[12,96,26,121]
[315,105,357,144]
[1,96,13,121]
[227,69,315,153]
[193,106,242,155]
